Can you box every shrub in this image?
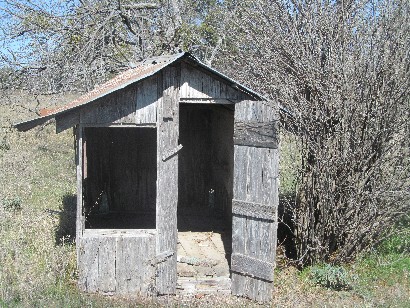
[0,134,10,151]
[2,197,22,211]
[309,264,354,290]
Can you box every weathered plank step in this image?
[176,277,231,295]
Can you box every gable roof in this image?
[14,52,266,132]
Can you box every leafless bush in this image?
[220,0,410,264]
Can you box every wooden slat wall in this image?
[156,65,180,294]
[78,232,156,294]
[180,62,249,100]
[80,85,136,124]
[231,100,279,303]
[135,75,158,124]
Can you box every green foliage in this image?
[1,197,22,211]
[378,218,410,255]
[0,135,10,151]
[306,264,355,290]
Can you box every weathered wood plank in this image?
[80,85,136,124]
[78,237,99,292]
[76,125,84,263]
[234,120,278,149]
[231,100,278,302]
[78,232,156,295]
[180,98,236,105]
[136,75,158,124]
[97,237,116,293]
[180,61,250,100]
[156,65,180,295]
[56,110,80,133]
[232,200,276,221]
[162,144,183,162]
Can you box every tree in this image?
[219,0,410,264]
[0,0,225,94]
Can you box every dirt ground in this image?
[177,231,231,295]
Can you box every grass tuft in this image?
[1,197,22,211]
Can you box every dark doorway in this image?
[177,104,234,286]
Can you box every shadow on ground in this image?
[55,193,76,245]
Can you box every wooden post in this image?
[156,65,180,294]
[76,125,84,263]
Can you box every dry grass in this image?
[1,96,409,307]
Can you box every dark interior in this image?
[84,127,157,229]
[178,104,235,232]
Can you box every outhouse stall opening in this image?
[15,53,279,303]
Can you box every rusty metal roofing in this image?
[14,52,265,132]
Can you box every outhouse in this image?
[15,52,279,302]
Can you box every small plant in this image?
[0,135,10,151]
[309,264,354,290]
[2,197,22,211]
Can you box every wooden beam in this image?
[234,120,278,149]
[179,98,237,104]
[232,199,276,221]
[156,65,180,295]
[75,125,84,265]
[231,253,274,282]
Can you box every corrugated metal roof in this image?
[14,52,265,131]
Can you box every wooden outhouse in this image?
[15,52,279,302]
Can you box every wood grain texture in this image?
[80,85,136,125]
[231,253,274,281]
[135,75,158,124]
[156,65,180,295]
[234,120,278,149]
[76,125,84,264]
[180,61,250,100]
[232,199,276,221]
[231,100,279,303]
[78,231,156,294]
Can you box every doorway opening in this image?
[83,127,157,230]
[177,103,234,293]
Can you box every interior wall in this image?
[178,104,234,228]
[84,127,156,228]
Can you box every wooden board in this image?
[180,61,250,100]
[78,231,156,294]
[156,65,180,295]
[76,125,84,263]
[80,85,136,125]
[135,75,158,124]
[231,100,279,303]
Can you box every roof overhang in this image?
[14,52,267,132]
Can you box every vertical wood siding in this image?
[78,230,156,294]
[231,100,279,303]
[80,85,136,124]
[135,76,158,124]
[180,62,249,100]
